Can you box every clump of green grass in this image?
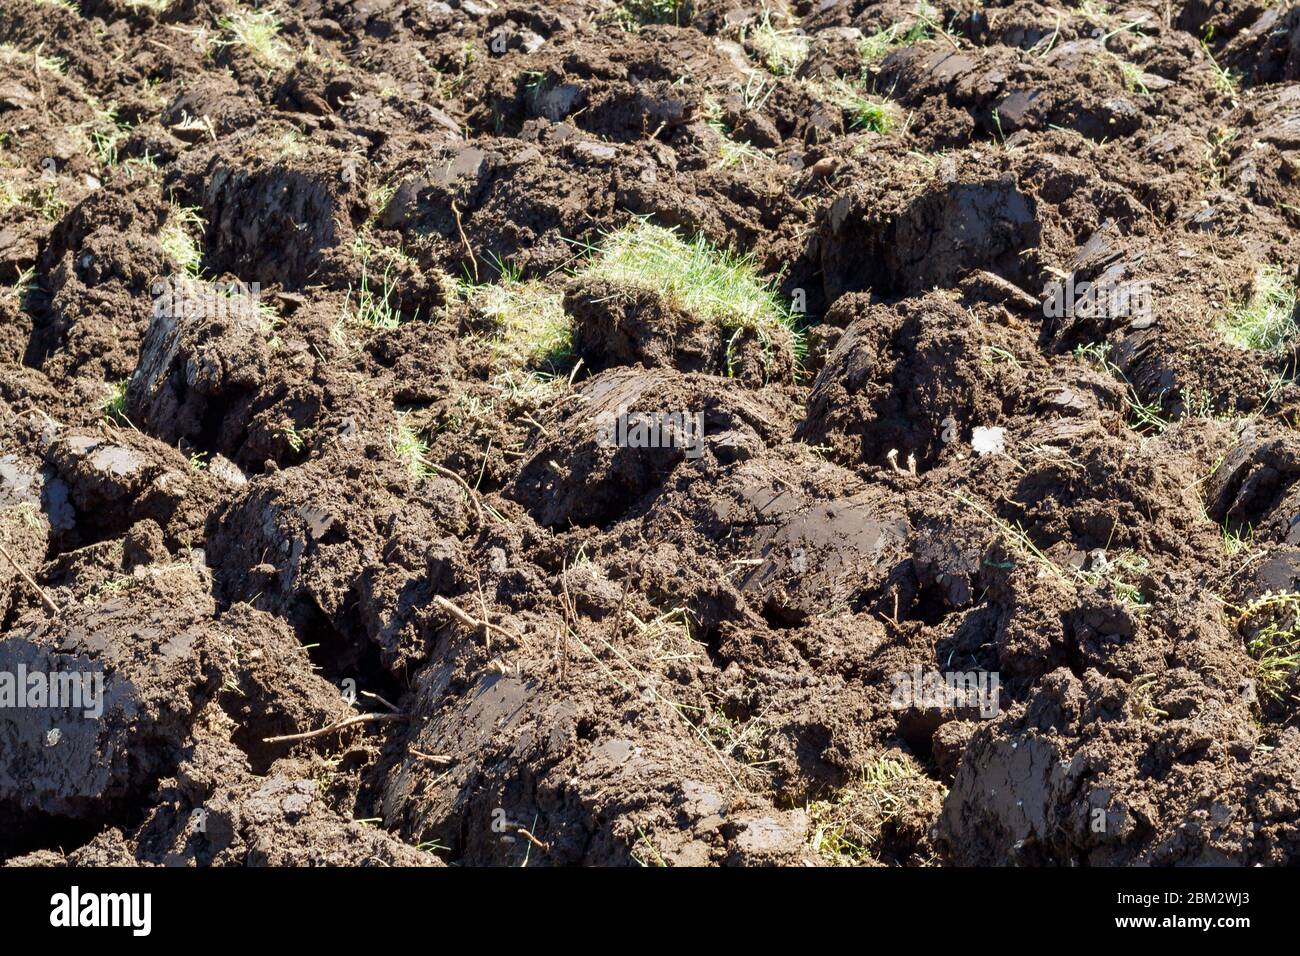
[391,419,433,481]
[1179,386,1220,419]
[0,43,66,75]
[101,379,129,424]
[88,106,127,167]
[0,178,20,213]
[1201,34,1239,100]
[434,368,559,438]
[577,222,795,350]
[1222,521,1255,558]
[366,181,397,227]
[31,184,67,221]
[459,257,571,369]
[3,267,35,308]
[1219,266,1298,353]
[92,574,139,601]
[217,5,292,70]
[123,151,160,178]
[1127,673,1168,721]
[745,14,809,76]
[1074,341,1169,433]
[808,754,944,865]
[859,5,936,64]
[1079,551,1150,607]
[1231,592,1300,704]
[1114,58,1149,96]
[704,102,766,169]
[621,0,686,26]
[124,0,173,11]
[344,260,413,330]
[981,344,1023,368]
[277,421,313,454]
[701,706,769,769]
[0,174,66,221]
[159,204,205,277]
[825,79,898,134]
[717,132,765,169]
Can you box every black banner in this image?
[0,866,1278,942]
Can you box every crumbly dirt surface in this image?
[2,0,1300,867]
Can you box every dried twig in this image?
[360,690,401,713]
[451,199,478,282]
[422,459,485,523]
[514,827,550,851]
[567,357,584,390]
[410,749,455,766]
[476,576,492,651]
[885,448,917,476]
[262,712,406,745]
[0,543,58,615]
[558,562,582,684]
[432,594,518,642]
[920,11,962,51]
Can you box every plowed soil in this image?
[3,0,1300,867]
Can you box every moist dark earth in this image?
[2,0,1300,867]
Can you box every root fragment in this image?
[885,448,918,476]
[422,459,485,524]
[451,199,478,282]
[0,543,59,615]
[262,712,407,745]
[431,594,519,643]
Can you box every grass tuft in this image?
[808,754,944,865]
[825,79,898,134]
[159,204,205,277]
[1127,673,1168,721]
[859,4,936,64]
[87,105,129,168]
[704,102,766,169]
[0,43,66,75]
[459,257,571,370]
[700,707,769,769]
[344,259,414,330]
[217,5,292,70]
[1219,266,1298,353]
[1231,592,1300,704]
[576,221,797,359]
[0,179,20,213]
[101,379,129,424]
[745,14,809,76]
[391,419,433,481]
[1201,35,1239,100]
[0,176,66,221]
[621,0,686,26]
[1222,521,1255,558]
[1114,58,1149,96]
[1074,341,1169,433]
